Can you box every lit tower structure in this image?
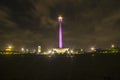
[58,16,63,48]
[50,16,69,54]
[47,16,74,54]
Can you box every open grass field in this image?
[0,54,120,80]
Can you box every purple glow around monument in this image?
[58,16,63,48]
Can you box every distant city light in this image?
[71,50,73,53]
[81,49,83,52]
[48,49,55,55]
[8,46,12,49]
[26,49,29,52]
[111,44,115,48]
[38,46,41,53]
[21,48,25,52]
[48,50,52,53]
[90,47,95,51]
[51,51,55,54]
[33,49,36,53]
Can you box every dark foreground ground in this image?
[0,54,120,80]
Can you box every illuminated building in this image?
[5,48,11,51]
[5,46,12,54]
[38,46,41,54]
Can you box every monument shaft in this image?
[59,22,62,48]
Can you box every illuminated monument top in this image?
[58,16,63,22]
[58,16,63,48]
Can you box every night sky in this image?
[0,0,120,50]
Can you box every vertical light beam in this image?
[58,16,63,48]
[59,23,62,48]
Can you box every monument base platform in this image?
[53,48,69,54]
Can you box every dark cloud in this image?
[0,0,120,49]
